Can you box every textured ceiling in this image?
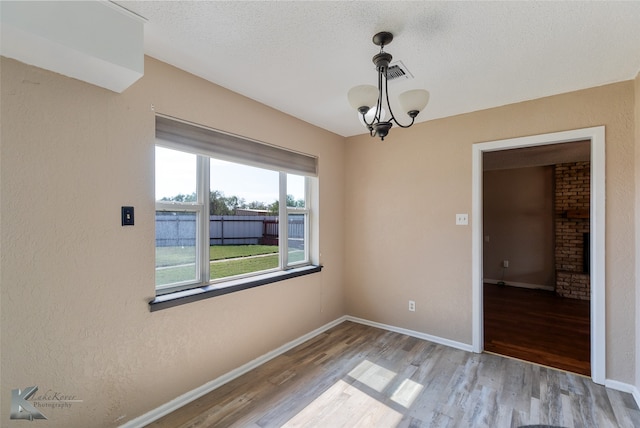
[115,1,640,137]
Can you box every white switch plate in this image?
[456,214,468,225]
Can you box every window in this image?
[154,116,317,298]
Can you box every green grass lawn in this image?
[210,245,278,261]
[156,245,281,285]
[211,254,279,279]
[156,244,279,267]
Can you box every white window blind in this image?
[156,116,317,176]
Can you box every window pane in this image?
[155,146,197,202]
[210,159,279,214]
[286,174,306,208]
[209,159,279,280]
[155,211,198,287]
[288,213,306,265]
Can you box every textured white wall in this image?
[0,56,345,427]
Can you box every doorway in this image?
[471,127,606,384]
[481,142,591,375]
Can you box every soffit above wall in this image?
[483,140,591,171]
[0,1,145,93]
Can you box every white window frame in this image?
[154,116,317,297]
[280,173,310,269]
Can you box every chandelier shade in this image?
[348,31,430,141]
[398,89,430,117]
[347,85,378,113]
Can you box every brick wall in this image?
[556,271,590,300]
[554,161,590,300]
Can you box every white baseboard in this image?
[120,316,348,428]
[484,278,554,292]
[345,316,474,353]
[124,315,639,427]
[604,379,640,408]
[121,315,470,427]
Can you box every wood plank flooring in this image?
[484,283,591,376]
[146,321,639,428]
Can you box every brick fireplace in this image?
[554,161,590,300]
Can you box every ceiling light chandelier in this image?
[348,31,430,141]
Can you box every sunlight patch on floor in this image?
[282,379,403,427]
[348,360,396,392]
[390,378,424,408]
[283,360,426,427]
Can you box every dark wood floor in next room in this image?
[484,282,591,376]
[146,321,639,427]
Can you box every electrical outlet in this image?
[456,214,468,225]
[408,300,416,312]
[503,260,509,268]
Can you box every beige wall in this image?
[345,81,636,383]
[0,56,345,427]
[1,53,639,427]
[635,71,640,394]
[483,166,555,287]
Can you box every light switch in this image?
[122,206,134,226]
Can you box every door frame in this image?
[471,126,606,385]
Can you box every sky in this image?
[155,146,304,204]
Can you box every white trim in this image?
[471,126,606,385]
[119,316,348,428]
[483,279,555,292]
[604,380,640,407]
[198,156,210,285]
[279,172,288,268]
[345,316,474,353]
[472,145,484,352]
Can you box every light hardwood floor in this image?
[147,321,639,428]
